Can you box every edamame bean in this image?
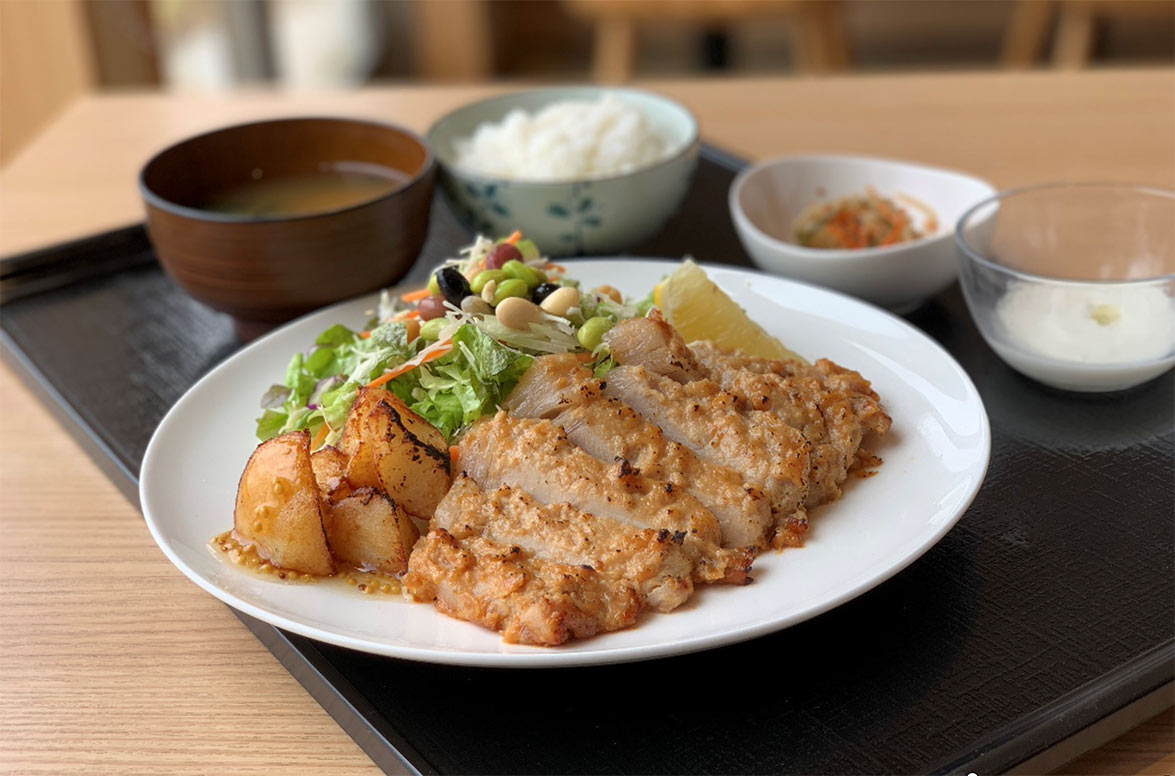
[418,317,447,341]
[577,316,614,351]
[492,278,529,305]
[502,259,545,289]
[470,269,508,294]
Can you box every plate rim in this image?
[140,259,991,668]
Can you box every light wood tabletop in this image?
[1,69,1172,775]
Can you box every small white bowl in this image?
[729,154,995,312]
[428,87,699,257]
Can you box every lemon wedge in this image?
[657,260,806,363]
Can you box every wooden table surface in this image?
[1,69,1172,775]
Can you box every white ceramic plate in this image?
[141,261,990,668]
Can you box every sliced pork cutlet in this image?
[551,401,773,550]
[503,352,604,419]
[405,529,641,646]
[689,341,891,433]
[434,474,693,612]
[601,364,810,546]
[690,341,892,501]
[606,314,888,511]
[459,412,753,585]
[504,355,773,549]
[601,310,706,383]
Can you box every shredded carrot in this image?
[365,342,453,388]
[504,230,522,245]
[311,423,329,450]
[357,330,371,340]
[393,309,422,321]
[449,446,460,466]
[400,288,432,303]
[544,262,566,273]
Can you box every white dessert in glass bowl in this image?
[957,183,1175,392]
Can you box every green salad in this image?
[256,233,652,447]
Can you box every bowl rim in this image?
[728,153,997,261]
[425,85,701,186]
[955,181,1175,285]
[138,115,436,225]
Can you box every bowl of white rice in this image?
[427,87,699,256]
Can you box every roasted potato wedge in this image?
[234,431,334,576]
[323,488,419,574]
[369,397,451,517]
[338,387,388,456]
[340,391,452,517]
[310,445,353,503]
[344,438,382,490]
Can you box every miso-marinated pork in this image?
[691,341,892,506]
[602,364,812,546]
[404,529,642,646]
[606,312,890,515]
[504,355,773,549]
[433,474,695,611]
[459,412,754,585]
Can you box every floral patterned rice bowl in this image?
[428,87,699,257]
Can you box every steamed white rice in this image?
[453,94,671,181]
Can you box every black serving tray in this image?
[3,145,1172,776]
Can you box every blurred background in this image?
[3,0,1173,165]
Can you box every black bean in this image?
[436,267,472,306]
[532,282,560,305]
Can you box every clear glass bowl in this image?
[956,183,1175,392]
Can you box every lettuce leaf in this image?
[255,321,418,442]
[385,324,532,440]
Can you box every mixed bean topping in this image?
[394,233,630,348]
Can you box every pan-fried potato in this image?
[234,431,334,576]
[323,488,419,574]
[310,445,353,503]
[371,398,451,517]
[341,390,452,518]
[338,387,387,457]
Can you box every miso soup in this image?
[199,162,410,218]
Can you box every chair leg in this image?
[1053,0,1094,69]
[593,18,635,84]
[1001,0,1055,68]
[792,0,849,74]
[410,0,491,81]
[788,10,818,72]
[811,0,850,71]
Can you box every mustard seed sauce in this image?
[209,530,402,596]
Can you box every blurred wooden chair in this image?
[0,0,93,166]
[563,0,849,83]
[1002,0,1175,69]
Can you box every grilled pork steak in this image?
[505,354,772,549]
[433,474,694,612]
[405,529,642,646]
[459,412,753,585]
[602,364,811,546]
